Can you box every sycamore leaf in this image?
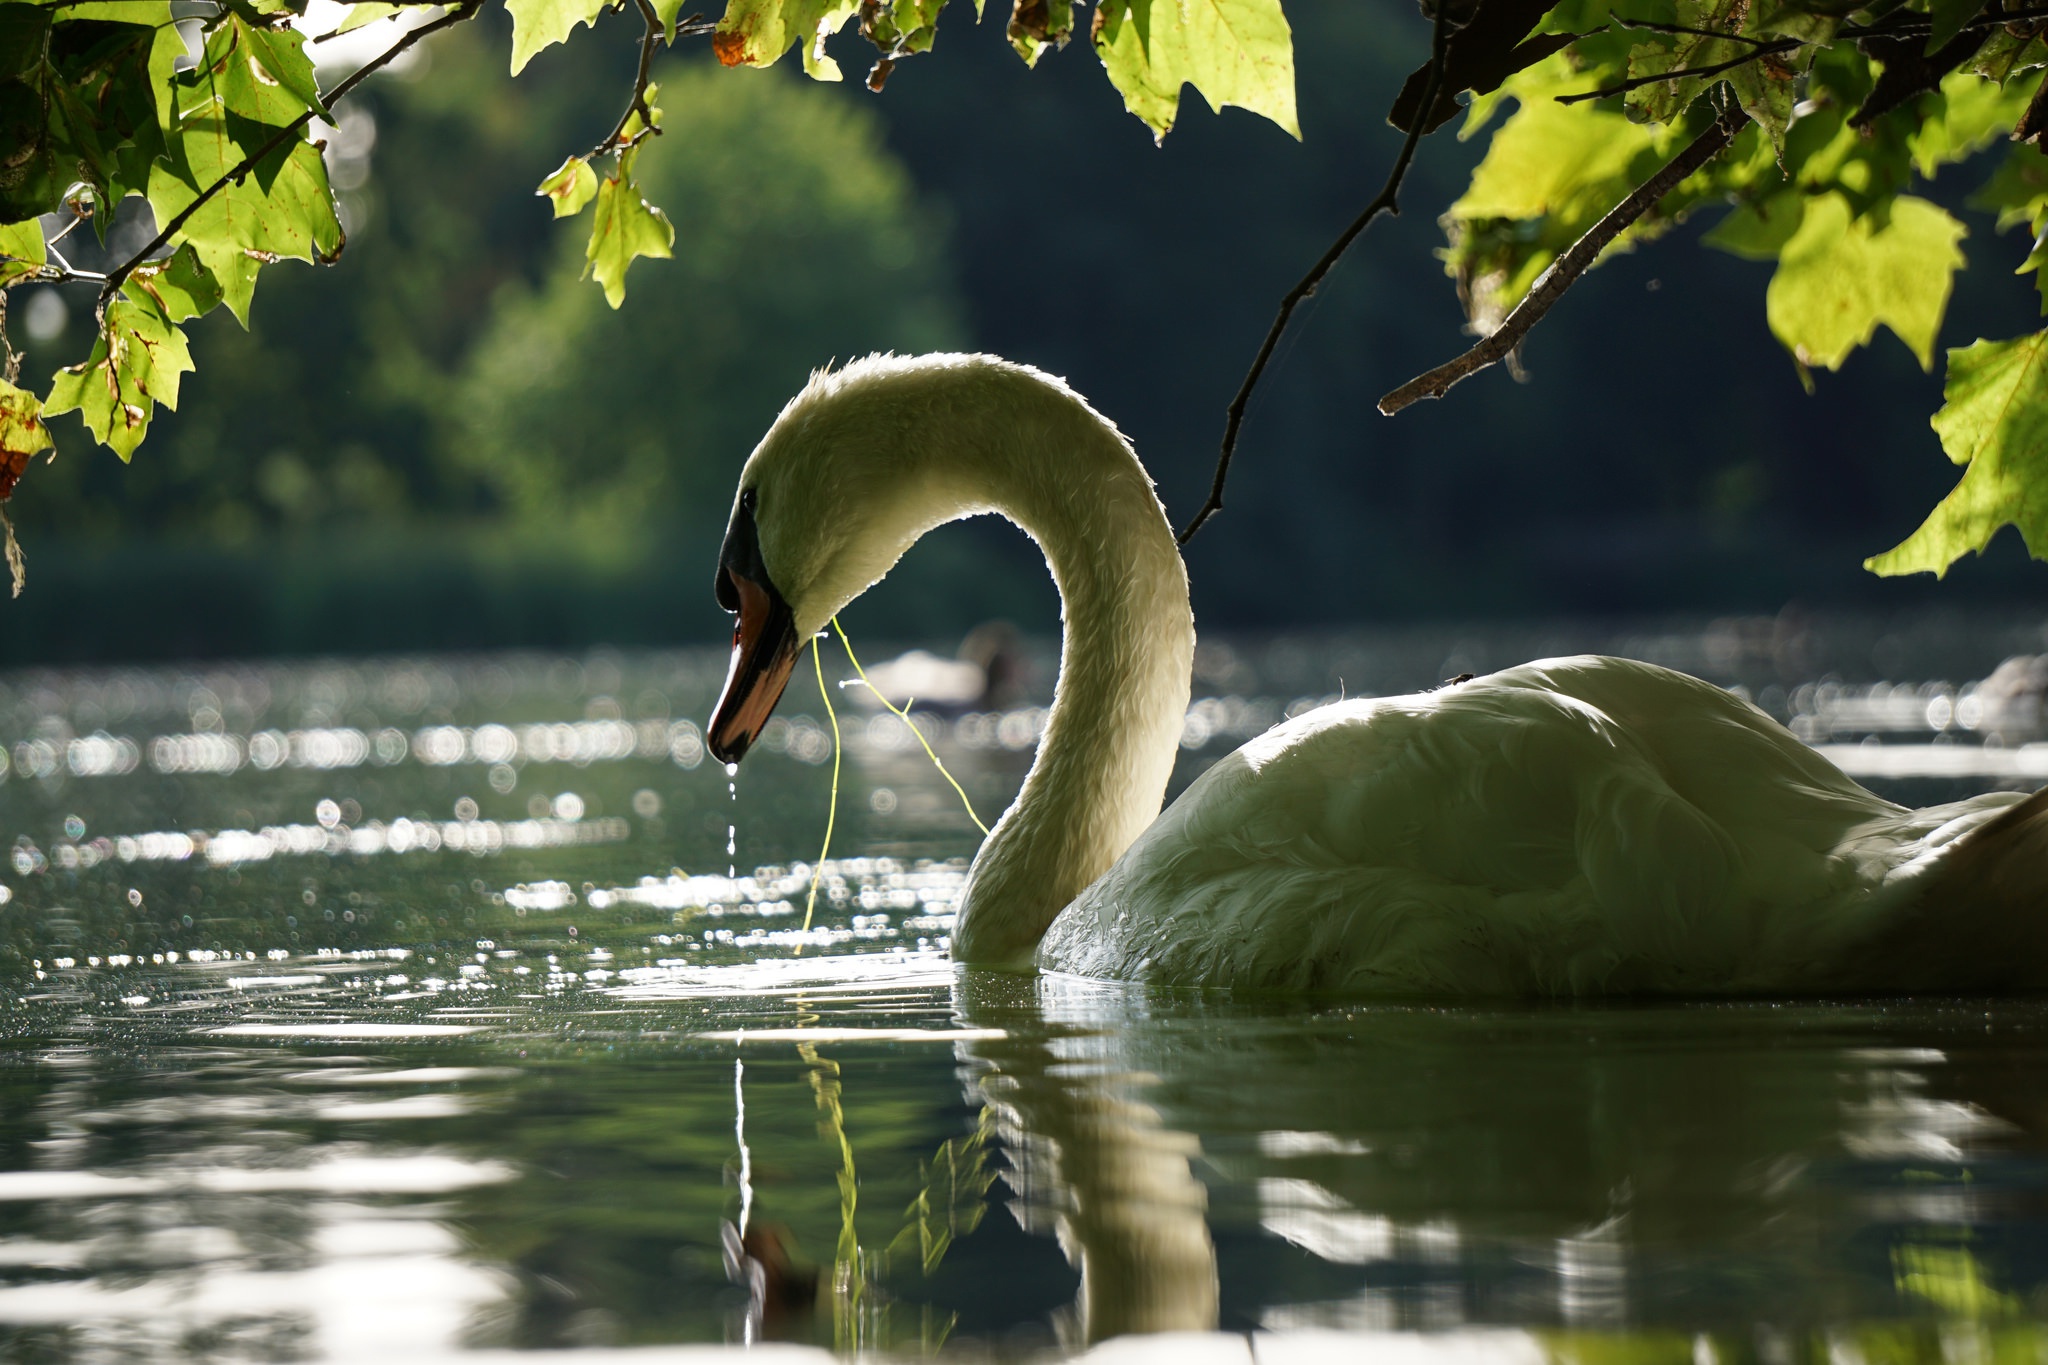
[583,165,673,308]
[1971,26,2048,83]
[123,244,224,324]
[651,0,688,37]
[1453,76,1657,222]
[1909,69,2039,176]
[1702,190,1805,259]
[1974,142,2048,311]
[1764,192,1964,371]
[202,16,322,126]
[0,219,45,287]
[147,106,343,322]
[0,379,53,502]
[711,0,861,79]
[330,2,410,35]
[40,294,192,460]
[1389,0,1572,135]
[538,155,598,218]
[507,0,611,74]
[1868,332,2048,575]
[1090,0,1297,142]
[1927,0,1990,54]
[238,17,325,113]
[1626,0,1757,124]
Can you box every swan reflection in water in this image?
[759,975,2048,1354]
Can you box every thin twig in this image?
[1561,5,2048,105]
[45,208,86,248]
[1176,6,1453,546]
[594,0,665,157]
[1610,17,1777,43]
[591,9,713,158]
[1379,101,1745,415]
[39,240,106,284]
[97,0,479,313]
[1558,44,1797,103]
[0,292,19,387]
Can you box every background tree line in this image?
[3,0,2046,663]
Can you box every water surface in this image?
[8,614,2048,1360]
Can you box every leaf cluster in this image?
[1403,0,2048,575]
[0,0,418,569]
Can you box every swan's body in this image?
[708,353,2048,996]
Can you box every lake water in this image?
[9,609,2048,1362]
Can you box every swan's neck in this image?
[946,405,1193,966]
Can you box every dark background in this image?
[4,0,2044,664]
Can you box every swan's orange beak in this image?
[709,492,799,765]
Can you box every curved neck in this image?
[945,395,1193,966]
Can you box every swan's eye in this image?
[740,487,759,512]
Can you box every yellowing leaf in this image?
[506,0,612,74]
[41,294,191,460]
[0,219,45,287]
[0,379,53,501]
[1008,0,1073,66]
[1764,192,1964,372]
[711,0,861,79]
[537,155,598,218]
[1868,331,2048,576]
[1090,0,1298,142]
[583,167,674,308]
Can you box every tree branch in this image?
[1561,6,2048,105]
[1176,6,1453,546]
[591,0,707,158]
[1557,44,1797,103]
[1378,101,1744,416]
[97,0,480,313]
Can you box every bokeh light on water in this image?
[11,613,2048,1359]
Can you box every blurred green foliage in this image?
[448,63,960,558]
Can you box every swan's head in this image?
[708,354,1011,763]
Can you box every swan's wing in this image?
[1823,783,2048,990]
[1045,657,1915,996]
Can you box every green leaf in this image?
[1908,69,2038,176]
[537,154,598,218]
[1971,26,2048,84]
[238,17,325,113]
[41,294,190,459]
[1764,191,1964,372]
[0,218,45,287]
[1702,190,1804,259]
[122,244,224,323]
[1973,142,2048,311]
[1090,0,1298,141]
[650,0,688,38]
[1624,0,1751,125]
[147,107,343,323]
[1867,331,2048,576]
[506,0,610,73]
[1453,65,1658,221]
[711,0,861,79]
[330,1,409,35]
[201,15,324,126]
[582,162,673,308]
[1927,0,1989,54]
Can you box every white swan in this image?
[707,353,2048,996]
